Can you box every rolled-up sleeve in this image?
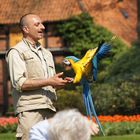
[7,49,27,92]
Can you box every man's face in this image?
[23,15,45,42]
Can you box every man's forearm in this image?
[21,79,50,91]
[21,72,70,91]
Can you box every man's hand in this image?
[21,72,73,91]
[48,72,72,89]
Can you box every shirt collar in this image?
[23,38,41,50]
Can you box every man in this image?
[29,109,99,140]
[6,13,72,140]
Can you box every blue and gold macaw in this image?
[63,42,111,135]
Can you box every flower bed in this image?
[92,114,140,122]
[0,115,140,135]
[92,115,140,135]
[0,117,17,133]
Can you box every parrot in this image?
[63,41,112,136]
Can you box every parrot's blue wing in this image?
[92,43,111,81]
[92,56,98,81]
[97,43,111,59]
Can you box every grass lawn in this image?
[0,133,15,140]
[0,133,140,140]
[92,135,140,140]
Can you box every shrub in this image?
[54,81,140,115]
[103,122,140,136]
[54,89,85,114]
[91,81,140,115]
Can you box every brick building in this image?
[0,0,138,115]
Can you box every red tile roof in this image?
[81,0,137,44]
[0,0,82,24]
[0,0,138,43]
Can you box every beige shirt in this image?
[8,39,51,91]
[6,38,57,114]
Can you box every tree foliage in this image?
[54,13,140,115]
[56,13,128,81]
[56,12,127,55]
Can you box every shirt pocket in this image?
[24,56,34,61]
[24,55,44,78]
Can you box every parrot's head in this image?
[63,56,79,66]
[63,59,71,65]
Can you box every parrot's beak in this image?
[63,59,71,65]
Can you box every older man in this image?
[6,13,72,140]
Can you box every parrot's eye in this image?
[63,59,71,65]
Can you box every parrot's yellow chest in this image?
[67,47,98,83]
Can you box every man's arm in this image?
[7,49,71,92]
[21,72,68,91]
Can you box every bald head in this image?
[19,13,36,29]
[19,13,45,42]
